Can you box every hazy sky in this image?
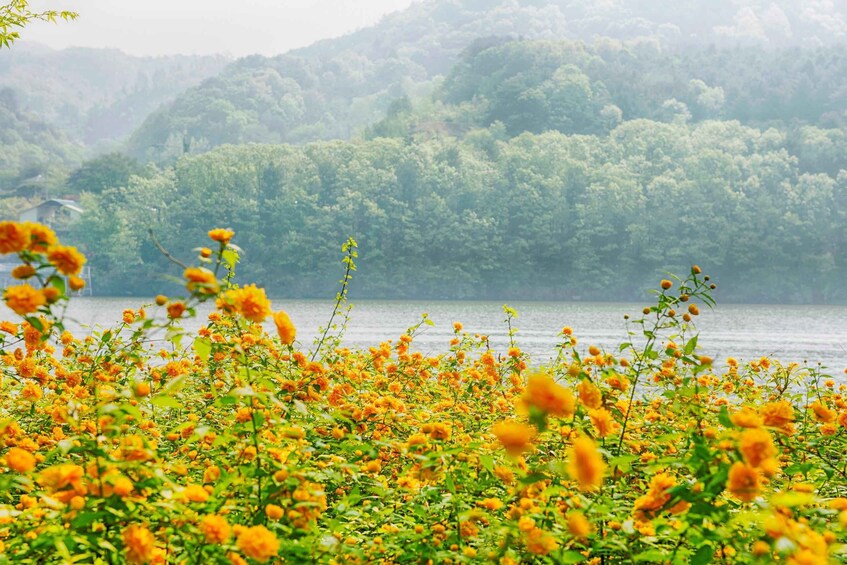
[22,0,419,57]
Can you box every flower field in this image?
[1,222,846,564]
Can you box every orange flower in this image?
[11,264,36,279]
[200,514,231,544]
[220,284,271,323]
[566,436,605,492]
[577,379,602,409]
[739,428,776,468]
[123,524,156,564]
[492,420,535,456]
[589,408,618,438]
[265,504,284,520]
[47,245,86,276]
[38,464,85,493]
[730,408,763,428]
[23,222,56,253]
[167,301,187,319]
[184,266,219,295]
[523,371,575,417]
[429,422,451,441]
[810,401,836,423]
[236,525,279,563]
[524,527,559,555]
[567,511,591,538]
[5,447,36,473]
[760,400,794,430]
[0,221,30,254]
[208,228,234,245]
[112,476,133,497]
[273,309,296,345]
[4,284,46,315]
[727,461,760,502]
[182,484,210,503]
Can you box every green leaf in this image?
[222,249,239,269]
[151,395,182,409]
[194,337,211,361]
[718,405,732,428]
[559,550,585,563]
[49,275,66,296]
[691,544,713,565]
[684,335,699,355]
[636,549,669,562]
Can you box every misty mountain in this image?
[0,43,230,147]
[125,0,847,160]
[0,88,84,195]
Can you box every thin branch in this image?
[148,229,189,270]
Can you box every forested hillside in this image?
[73,121,847,302]
[127,0,847,160]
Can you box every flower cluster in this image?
[0,233,845,564]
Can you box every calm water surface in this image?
[11,298,846,371]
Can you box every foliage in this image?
[1,223,846,563]
[66,153,147,194]
[0,0,76,48]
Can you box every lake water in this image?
[5,298,846,373]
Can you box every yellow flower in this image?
[123,524,156,565]
[47,245,86,276]
[0,221,30,254]
[566,436,605,492]
[727,461,760,502]
[5,447,36,473]
[577,379,602,409]
[273,309,296,345]
[492,420,535,456]
[739,428,776,468]
[4,284,46,315]
[208,228,234,245]
[236,525,279,563]
[220,284,271,323]
[183,267,219,295]
[23,222,56,253]
[567,511,591,538]
[200,514,231,544]
[523,371,575,417]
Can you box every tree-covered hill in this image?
[0,43,229,147]
[365,40,847,139]
[72,120,847,303]
[126,0,847,160]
